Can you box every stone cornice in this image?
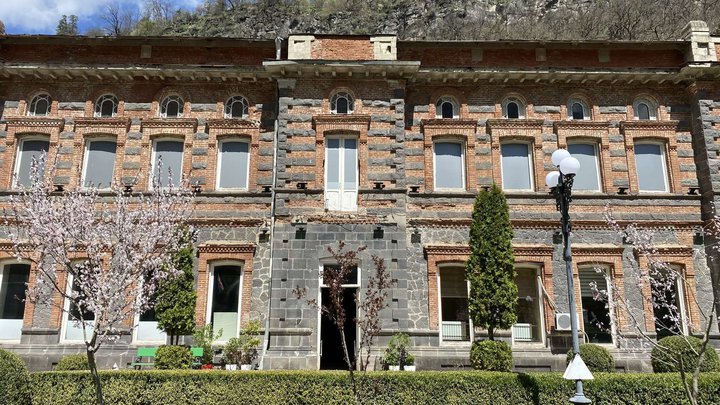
[619,120,679,131]
[313,114,371,125]
[424,244,470,256]
[73,117,131,129]
[191,218,265,227]
[305,213,384,224]
[553,120,611,130]
[206,119,259,129]
[141,118,198,130]
[646,245,695,256]
[571,244,625,256]
[197,242,256,254]
[487,119,544,130]
[408,218,702,230]
[421,119,478,129]
[4,117,65,129]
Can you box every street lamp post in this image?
[546,149,592,404]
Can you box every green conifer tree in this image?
[155,228,197,345]
[466,184,518,340]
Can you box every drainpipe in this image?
[259,68,280,370]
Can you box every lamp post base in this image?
[569,393,592,404]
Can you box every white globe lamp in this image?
[546,171,560,188]
[551,149,571,167]
[560,156,581,176]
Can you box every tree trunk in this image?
[337,325,359,404]
[488,326,495,341]
[86,342,104,405]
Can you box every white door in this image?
[325,137,358,211]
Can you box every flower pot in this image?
[404,365,416,372]
[225,364,237,371]
[388,365,400,371]
[240,364,253,371]
[201,364,213,370]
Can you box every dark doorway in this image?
[320,287,357,370]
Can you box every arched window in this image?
[633,98,658,120]
[94,94,118,118]
[224,96,249,119]
[568,99,590,120]
[435,96,459,119]
[159,95,184,118]
[330,91,354,114]
[502,97,526,119]
[27,94,51,117]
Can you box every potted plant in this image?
[383,332,416,371]
[222,337,242,371]
[238,320,262,370]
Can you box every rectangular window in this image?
[634,143,669,192]
[217,140,250,190]
[63,275,95,342]
[324,137,358,211]
[579,268,612,344]
[0,264,30,341]
[136,307,166,343]
[208,264,242,341]
[152,140,184,187]
[652,266,688,339]
[82,140,117,188]
[439,266,470,342]
[501,143,533,190]
[14,138,50,188]
[568,143,601,191]
[513,268,542,343]
[434,142,465,190]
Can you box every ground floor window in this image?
[652,265,688,339]
[63,275,95,342]
[207,263,243,342]
[513,267,543,343]
[0,263,29,341]
[439,266,470,342]
[579,267,612,344]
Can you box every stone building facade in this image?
[1,21,720,371]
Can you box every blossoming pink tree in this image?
[6,156,193,405]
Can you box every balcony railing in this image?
[441,320,470,341]
[512,323,534,342]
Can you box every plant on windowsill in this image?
[238,320,262,370]
[383,333,416,371]
[222,337,242,371]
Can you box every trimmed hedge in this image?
[55,354,90,371]
[0,348,31,405]
[470,340,513,371]
[30,370,720,404]
[652,335,720,373]
[566,343,615,373]
[154,345,193,370]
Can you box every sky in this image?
[0,0,203,35]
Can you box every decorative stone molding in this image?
[5,117,64,129]
[73,117,131,129]
[197,242,256,255]
[140,118,198,130]
[487,119,544,130]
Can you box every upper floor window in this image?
[94,95,118,118]
[325,137,358,211]
[433,141,465,190]
[159,95,184,118]
[225,96,249,119]
[502,97,525,119]
[14,137,50,188]
[435,96,459,119]
[217,139,250,190]
[567,142,601,191]
[82,139,117,189]
[500,142,534,191]
[633,98,658,120]
[568,99,590,120]
[27,94,51,117]
[634,142,669,192]
[330,91,354,114]
[151,139,184,188]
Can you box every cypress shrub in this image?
[652,335,720,373]
[566,343,615,373]
[470,340,513,372]
[0,348,31,405]
[154,345,193,370]
[55,354,90,371]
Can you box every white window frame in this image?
[60,272,95,343]
[633,98,658,121]
[330,91,354,114]
[500,141,535,191]
[577,265,617,346]
[27,93,51,117]
[634,141,670,193]
[150,138,184,189]
[216,139,251,191]
[94,94,118,118]
[654,265,690,336]
[317,260,361,369]
[437,263,473,345]
[0,260,30,342]
[13,136,50,189]
[502,97,526,119]
[324,135,358,212]
[159,95,184,118]
[205,261,244,342]
[567,141,602,192]
[435,96,459,119]
[568,99,590,120]
[81,138,117,190]
[511,265,546,346]
[224,95,249,119]
[432,140,466,191]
